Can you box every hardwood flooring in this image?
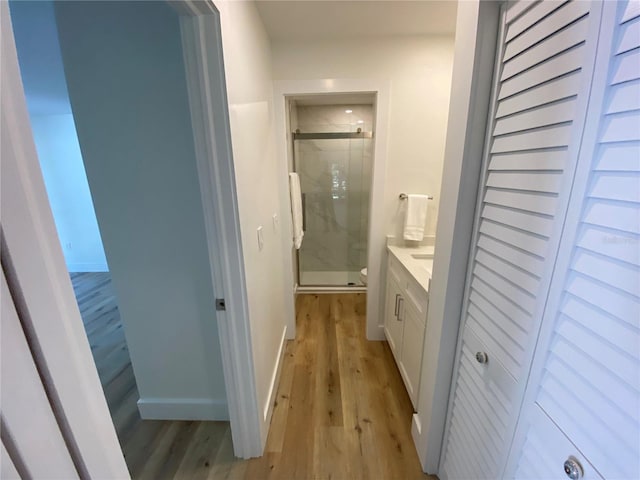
[71,272,235,479]
[72,274,435,479]
[243,293,436,480]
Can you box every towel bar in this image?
[399,193,434,200]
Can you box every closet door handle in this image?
[394,294,401,316]
[397,297,404,321]
[564,457,584,480]
[475,352,489,364]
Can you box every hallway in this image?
[243,293,435,479]
[73,277,433,479]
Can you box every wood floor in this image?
[71,272,236,479]
[72,273,435,479]
[245,293,436,480]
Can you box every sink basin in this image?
[411,253,434,260]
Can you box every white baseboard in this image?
[137,397,228,421]
[368,323,386,341]
[263,325,287,423]
[66,262,109,272]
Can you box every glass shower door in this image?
[295,132,372,287]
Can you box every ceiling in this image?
[255,0,458,41]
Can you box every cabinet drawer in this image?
[387,253,428,318]
[514,404,603,480]
[387,253,404,286]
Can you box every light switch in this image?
[272,213,279,231]
[257,226,264,251]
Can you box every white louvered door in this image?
[508,1,640,478]
[440,1,605,478]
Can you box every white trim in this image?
[177,6,262,458]
[273,78,391,342]
[263,326,288,421]
[411,0,502,474]
[296,286,367,294]
[66,263,109,273]
[137,397,228,421]
[1,3,129,477]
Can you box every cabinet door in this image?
[400,299,426,408]
[440,1,604,478]
[384,274,403,358]
[507,1,640,478]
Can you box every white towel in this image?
[289,173,304,249]
[403,194,429,241]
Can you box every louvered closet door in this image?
[440,1,604,479]
[508,1,640,478]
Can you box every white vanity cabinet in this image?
[384,252,429,409]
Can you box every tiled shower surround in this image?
[294,104,373,285]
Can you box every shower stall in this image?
[291,100,374,288]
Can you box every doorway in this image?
[289,94,375,290]
[5,0,257,475]
[9,0,141,450]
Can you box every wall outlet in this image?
[257,226,264,251]
[65,242,72,250]
[272,213,279,231]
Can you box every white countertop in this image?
[387,244,434,293]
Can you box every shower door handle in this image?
[301,193,306,231]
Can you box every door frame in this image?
[273,78,392,342]
[410,0,502,474]
[172,1,262,458]
[2,6,261,480]
[1,2,129,475]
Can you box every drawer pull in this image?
[394,294,401,316]
[475,351,489,364]
[563,456,583,480]
[397,297,404,321]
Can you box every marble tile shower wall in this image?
[295,104,373,274]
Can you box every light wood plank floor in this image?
[72,275,436,479]
[242,293,437,480]
[71,272,234,479]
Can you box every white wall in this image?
[413,1,500,472]
[215,0,290,445]
[30,114,108,272]
[271,35,455,239]
[9,0,107,272]
[55,0,227,420]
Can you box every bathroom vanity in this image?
[383,244,433,408]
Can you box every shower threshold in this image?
[298,270,366,291]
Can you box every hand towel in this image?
[403,194,429,241]
[289,173,304,249]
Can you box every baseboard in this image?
[137,397,228,421]
[263,325,287,423]
[368,323,386,341]
[67,262,109,272]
